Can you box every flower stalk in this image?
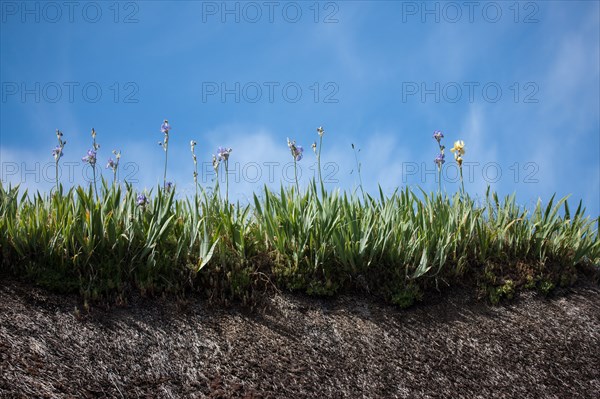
[106,150,121,184]
[287,138,304,192]
[216,147,232,202]
[82,128,100,199]
[52,129,66,193]
[159,120,171,190]
[433,130,445,194]
[191,140,198,200]
[316,126,325,187]
[450,140,466,196]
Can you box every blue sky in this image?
[1,0,599,216]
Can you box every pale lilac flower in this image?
[290,145,303,161]
[434,152,445,167]
[52,146,63,161]
[161,120,170,134]
[287,138,304,161]
[136,194,148,207]
[107,151,121,172]
[433,130,444,143]
[107,152,120,183]
[165,181,173,191]
[82,149,97,166]
[53,129,66,160]
[317,126,325,137]
[217,147,232,161]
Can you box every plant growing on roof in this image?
[433,130,446,194]
[287,138,303,191]
[215,146,232,202]
[158,119,171,190]
[82,128,100,199]
[52,129,66,193]
[190,140,199,199]
[450,140,466,195]
[106,150,121,184]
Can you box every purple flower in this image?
[106,158,116,169]
[165,181,173,191]
[433,130,444,142]
[82,149,97,166]
[287,138,304,161]
[136,194,148,207]
[434,152,445,167]
[294,145,304,161]
[52,146,63,160]
[217,147,232,161]
[161,120,170,134]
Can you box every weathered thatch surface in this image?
[1,280,599,398]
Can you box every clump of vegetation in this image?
[0,125,598,307]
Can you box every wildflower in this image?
[53,129,67,192]
[190,140,199,194]
[90,128,100,151]
[82,149,97,166]
[159,120,171,188]
[287,138,303,161]
[434,152,445,167]
[52,146,63,161]
[450,140,465,158]
[161,120,170,134]
[136,194,148,207]
[165,181,173,191]
[287,138,304,190]
[315,127,326,186]
[215,147,233,201]
[450,139,466,195]
[106,150,121,183]
[191,141,198,164]
[212,154,219,173]
[293,145,303,161]
[108,151,121,171]
[217,146,232,161]
[433,130,444,143]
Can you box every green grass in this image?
[0,181,598,307]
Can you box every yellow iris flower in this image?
[450,140,465,159]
